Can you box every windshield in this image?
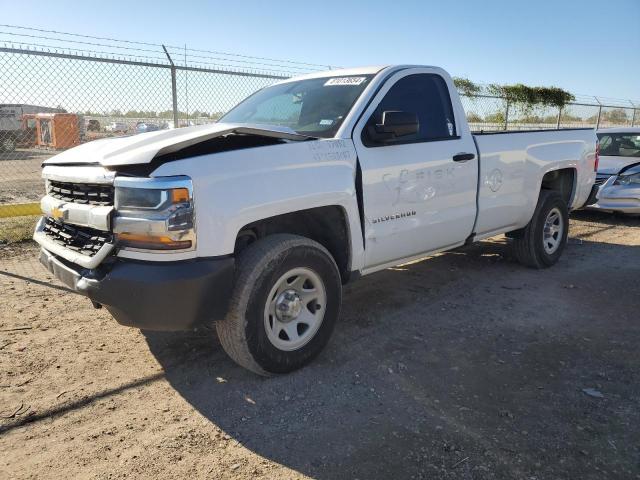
[220,75,374,138]
[597,133,640,158]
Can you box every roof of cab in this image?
[275,66,388,83]
[274,65,442,85]
[597,127,640,134]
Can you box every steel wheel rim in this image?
[263,267,327,352]
[2,138,14,150]
[543,207,563,254]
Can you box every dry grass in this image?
[0,215,38,244]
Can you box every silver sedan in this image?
[591,128,640,214]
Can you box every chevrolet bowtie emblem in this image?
[51,206,65,221]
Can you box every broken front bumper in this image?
[588,177,640,214]
[40,248,235,331]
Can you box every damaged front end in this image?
[35,123,313,329]
[42,122,315,168]
[590,161,640,214]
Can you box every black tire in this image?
[511,190,569,269]
[216,234,342,376]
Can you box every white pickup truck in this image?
[34,65,598,375]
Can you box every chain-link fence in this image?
[1,38,638,280]
[0,46,292,245]
[459,93,637,132]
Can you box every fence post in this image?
[556,106,562,129]
[162,45,179,128]
[633,109,637,127]
[594,96,603,129]
[504,100,509,130]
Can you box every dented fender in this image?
[150,138,366,269]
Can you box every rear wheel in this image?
[511,190,569,268]
[216,234,342,375]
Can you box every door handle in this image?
[453,152,475,162]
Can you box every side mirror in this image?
[369,111,419,143]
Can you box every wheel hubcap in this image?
[275,290,303,322]
[264,267,326,351]
[543,207,563,254]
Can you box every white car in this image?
[105,121,128,134]
[33,65,598,375]
[591,128,640,214]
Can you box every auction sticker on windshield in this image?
[324,77,367,86]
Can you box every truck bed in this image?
[472,127,593,135]
[472,128,597,239]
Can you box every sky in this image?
[1,0,639,101]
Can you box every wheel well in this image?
[234,206,352,283]
[541,168,575,206]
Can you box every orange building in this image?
[24,113,81,149]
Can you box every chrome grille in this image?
[48,180,114,206]
[42,217,112,257]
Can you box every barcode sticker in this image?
[324,77,366,86]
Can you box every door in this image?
[353,69,478,269]
[39,119,52,146]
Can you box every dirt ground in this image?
[0,149,51,205]
[0,211,639,480]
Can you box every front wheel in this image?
[511,190,569,268]
[216,234,342,375]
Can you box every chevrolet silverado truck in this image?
[34,65,599,375]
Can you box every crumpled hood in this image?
[43,122,311,167]
[598,155,640,175]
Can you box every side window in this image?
[597,135,612,154]
[363,73,456,146]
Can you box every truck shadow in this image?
[571,209,640,227]
[142,236,640,479]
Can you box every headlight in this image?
[614,172,640,186]
[113,176,195,252]
[116,188,167,209]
